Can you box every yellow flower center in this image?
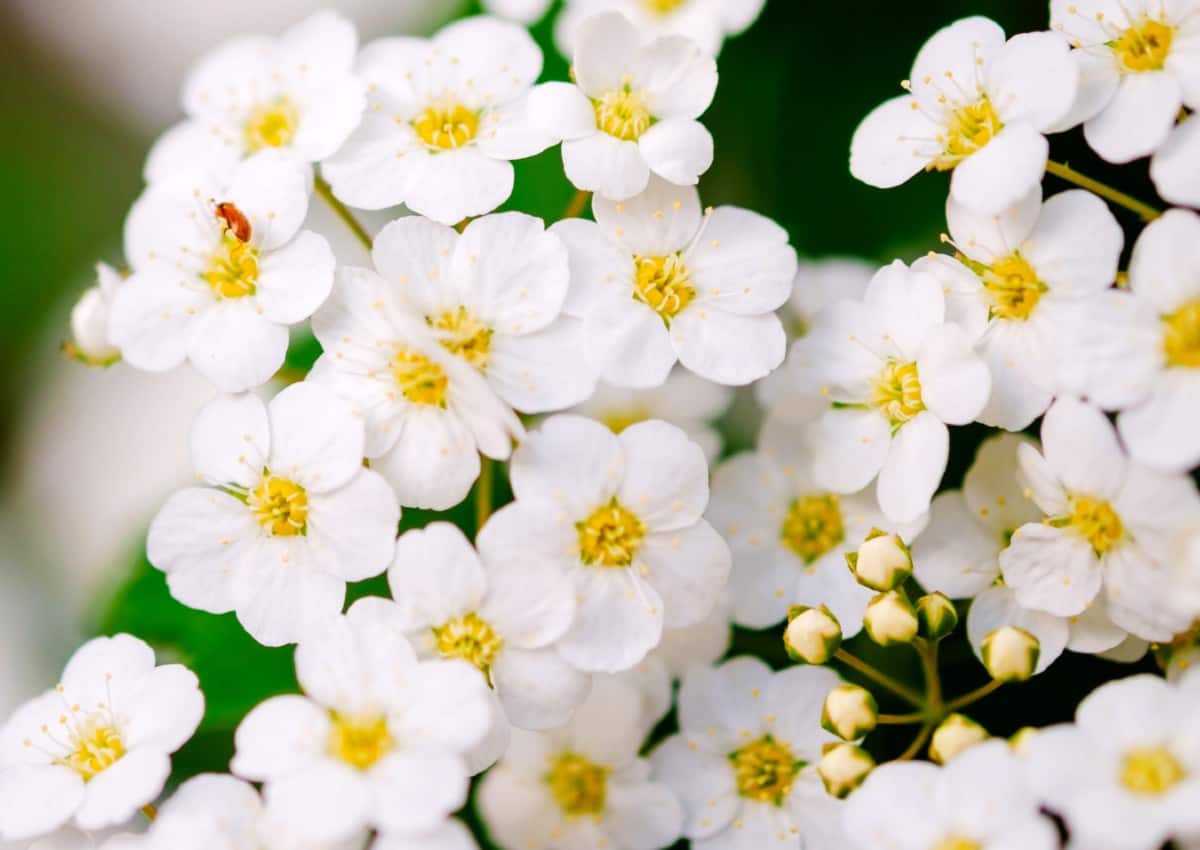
[62,715,126,781]
[413,101,479,150]
[329,713,395,771]
[432,612,503,676]
[966,253,1047,321]
[1113,20,1174,73]
[932,838,982,850]
[392,349,449,406]
[1121,747,1186,795]
[547,752,610,817]
[594,85,653,141]
[781,494,845,563]
[203,232,259,299]
[643,0,687,13]
[729,736,801,805]
[1163,301,1200,368]
[577,499,646,568]
[1065,495,1124,555]
[633,254,695,323]
[249,474,309,536]
[429,307,492,369]
[244,98,300,152]
[601,409,650,434]
[933,98,1003,171]
[871,360,925,427]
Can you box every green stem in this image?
[1045,160,1161,222]
[314,176,373,250]
[563,188,592,219]
[897,724,933,761]
[915,639,942,710]
[945,679,1004,712]
[833,649,925,707]
[475,458,494,532]
[877,710,927,725]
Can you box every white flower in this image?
[850,16,1079,213]
[999,398,1200,644]
[652,657,848,850]
[1022,670,1200,850]
[1063,209,1200,472]
[1050,0,1200,163]
[66,264,123,367]
[482,0,554,25]
[553,0,767,57]
[145,12,365,181]
[386,522,590,733]
[804,259,991,523]
[529,13,718,200]
[478,676,683,850]
[652,592,732,679]
[480,414,731,673]
[708,414,925,633]
[553,177,796,387]
[133,773,367,850]
[321,17,552,225]
[919,186,1122,430]
[567,368,733,462]
[146,383,400,647]
[0,635,204,840]
[111,151,334,392]
[1152,115,1200,207]
[844,740,1058,850]
[231,602,492,844]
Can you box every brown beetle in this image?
[215,201,252,242]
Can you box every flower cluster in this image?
[13,0,1200,849]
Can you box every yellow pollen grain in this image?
[1060,495,1124,555]
[594,85,653,141]
[244,97,300,152]
[203,233,259,299]
[329,713,395,770]
[728,735,801,805]
[632,253,694,324]
[871,360,925,427]
[1113,19,1174,73]
[428,306,493,369]
[577,499,646,568]
[780,493,844,563]
[1163,300,1200,368]
[1121,747,1186,795]
[962,253,1047,321]
[61,715,126,781]
[547,752,610,817]
[432,612,503,677]
[392,348,449,406]
[414,100,479,149]
[932,838,983,850]
[249,474,309,536]
[932,97,1003,171]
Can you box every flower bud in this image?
[817,743,874,798]
[1009,726,1039,754]
[929,713,987,764]
[64,262,122,367]
[981,626,1040,682]
[863,591,919,646]
[821,684,878,741]
[916,592,958,641]
[784,605,842,665]
[845,529,912,592]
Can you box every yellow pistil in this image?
[432,612,503,676]
[1163,301,1200,368]
[1121,747,1186,795]
[643,0,687,13]
[967,253,1047,321]
[594,84,653,141]
[601,409,650,434]
[547,752,610,817]
[329,713,395,771]
[63,715,126,781]
[1113,19,1174,73]
[244,98,300,152]
[392,349,449,406]
[932,838,982,850]
[933,98,1003,171]
[781,494,844,563]
[577,500,646,568]
[1065,495,1124,555]
[203,232,259,299]
[429,307,492,369]
[413,101,479,150]
[871,361,925,427]
[249,475,309,536]
[633,254,694,323]
[728,736,801,805]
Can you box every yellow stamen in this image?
[601,409,650,434]
[392,349,449,406]
[781,494,844,563]
[547,752,610,817]
[932,98,1003,170]
[729,736,801,805]
[871,361,925,427]
[203,232,259,299]
[594,85,653,141]
[961,253,1046,321]
[633,254,694,323]
[432,612,503,676]
[249,475,309,536]
[1064,495,1124,555]
[62,716,125,781]
[244,98,300,152]
[932,839,982,850]
[577,499,646,568]
[329,713,394,771]
[414,101,479,150]
[643,0,687,13]
[1113,19,1174,73]
[429,306,492,369]
[1163,301,1200,368]
[1121,747,1186,795]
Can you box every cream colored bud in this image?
[65,262,122,367]
[817,743,875,798]
[784,605,842,665]
[981,626,1040,682]
[929,713,988,764]
[846,529,912,591]
[863,591,919,646]
[821,684,878,741]
[916,592,958,641]
[1009,726,1039,754]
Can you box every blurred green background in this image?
[0,0,1165,841]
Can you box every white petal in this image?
[975,323,1054,431]
[108,271,204,372]
[638,118,713,186]
[766,666,841,759]
[1045,46,1121,132]
[487,318,598,413]
[638,521,731,629]
[1128,207,1200,312]
[189,392,269,488]
[987,31,1079,131]
[478,553,577,650]
[963,432,1043,533]
[916,323,991,425]
[1151,116,1200,207]
[966,585,1068,673]
[372,406,481,511]
[435,15,542,104]
[510,413,623,513]
[556,569,663,674]
[1104,543,1187,642]
[617,419,709,531]
[585,296,678,388]
[649,737,737,839]
[231,543,345,646]
[849,95,937,189]
[999,523,1101,616]
[1041,397,1125,499]
[528,81,597,140]
[677,656,772,744]
[306,469,400,582]
[945,184,1041,265]
[863,259,944,358]
[187,300,288,392]
[492,648,590,730]
[911,491,1003,598]
[685,207,797,315]
[592,176,702,257]
[810,408,890,495]
[1066,599,1128,654]
[1118,372,1200,472]
[232,695,332,780]
[551,218,629,317]
[950,122,1049,214]
[573,12,642,98]
[319,115,422,211]
[877,412,948,524]
[1084,72,1182,163]
[403,148,514,226]
[253,231,335,325]
[911,17,1007,105]
[374,819,478,850]
[792,557,876,639]
[120,664,204,753]
[262,763,369,844]
[0,765,82,841]
[1023,189,1123,295]
[670,309,785,386]
[267,382,365,493]
[60,635,156,712]
[388,523,484,630]
[605,781,685,850]
[562,134,650,201]
[395,661,492,755]
[640,34,718,117]
[74,749,170,831]
[369,753,470,836]
[226,152,310,251]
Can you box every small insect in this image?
[214,201,252,242]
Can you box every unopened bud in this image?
[821,684,878,741]
[981,626,1040,682]
[846,529,912,592]
[1009,726,1039,754]
[817,743,874,798]
[64,263,122,367]
[863,591,919,646]
[916,592,958,641]
[784,605,842,665]
[929,713,987,764]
